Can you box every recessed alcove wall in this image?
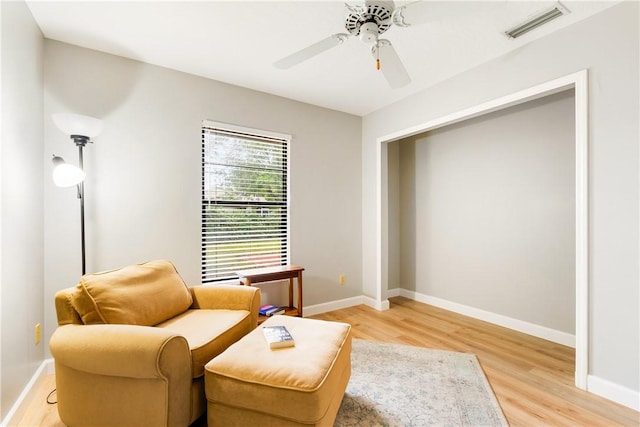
[387,90,575,335]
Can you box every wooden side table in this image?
[236,265,305,321]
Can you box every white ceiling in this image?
[27,0,618,116]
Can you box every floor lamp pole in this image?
[77,143,86,276]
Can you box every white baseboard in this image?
[387,287,401,298]
[362,295,390,311]
[588,375,640,411]
[1,358,54,427]
[303,294,390,317]
[303,295,366,317]
[398,289,576,348]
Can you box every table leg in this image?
[288,277,294,308]
[297,271,303,318]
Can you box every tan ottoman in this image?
[205,315,352,426]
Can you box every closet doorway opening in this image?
[375,71,588,390]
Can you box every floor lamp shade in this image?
[52,113,103,139]
[52,155,86,187]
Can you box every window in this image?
[201,121,290,282]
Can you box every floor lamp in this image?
[51,113,103,276]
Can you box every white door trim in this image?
[375,69,589,390]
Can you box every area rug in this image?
[335,339,509,427]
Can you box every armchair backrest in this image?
[54,260,193,326]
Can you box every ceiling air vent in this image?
[505,2,570,39]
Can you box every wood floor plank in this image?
[12,297,640,426]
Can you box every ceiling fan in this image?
[274,0,442,89]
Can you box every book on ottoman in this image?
[262,325,295,349]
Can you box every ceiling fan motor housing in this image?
[345,0,394,43]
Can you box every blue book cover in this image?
[259,304,279,315]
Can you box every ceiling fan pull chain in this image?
[376,41,381,70]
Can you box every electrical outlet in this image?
[35,323,41,345]
[339,274,346,286]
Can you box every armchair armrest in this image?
[189,284,260,310]
[51,324,193,427]
[50,324,191,379]
[189,284,260,327]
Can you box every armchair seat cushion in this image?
[156,309,252,378]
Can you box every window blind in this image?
[201,123,289,282]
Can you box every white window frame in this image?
[201,120,291,282]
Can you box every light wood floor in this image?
[13,297,640,426]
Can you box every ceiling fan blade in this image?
[345,2,367,17]
[274,33,349,69]
[392,0,472,27]
[373,40,411,89]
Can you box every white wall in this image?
[363,0,639,395]
[43,40,362,353]
[390,91,575,334]
[0,1,44,419]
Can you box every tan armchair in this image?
[50,260,260,427]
